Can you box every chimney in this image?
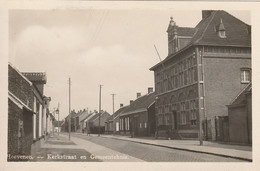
[130,100,134,105]
[137,92,141,98]
[148,87,153,94]
[120,104,124,108]
[202,10,214,19]
[44,97,51,108]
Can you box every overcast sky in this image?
[8,9,250,120]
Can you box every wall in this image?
[8,100,33,159]
[228,105,249,143]
[202,47,251,140]
[203,49,251,119]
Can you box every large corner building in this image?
[150,10,251,140]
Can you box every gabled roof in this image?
[120,92,155,116]
[88,111,110,122]
[191,10,251,47]
[228,82,251,106]
[72,110,85,118]
[106,106,129,122]
[176,27,197,37]
[81,112,97,122]
[80,111,94,122]
[150,10,251,71]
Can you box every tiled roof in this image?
[229,82,251,106]
[191,10,251,47]
[89,111,110,122]
[176,27,197,37]
[151,10,251,70]
[106,106,129,122]
[22,72,47,84]
[120,92,155,116]
[80,112,96,122]
[72,110,84,118]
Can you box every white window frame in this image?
[241,69,251,83]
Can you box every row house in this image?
[87,111,110,134]
[64,109,90,133]
[64,110,76,132]
[78,109,91,132]
[150,10,251,140]
[8,63,52,159]
[105,104,128,134]
[119,88,156,137]
[80,111,97,133]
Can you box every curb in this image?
[97,135,252,162]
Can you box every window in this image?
[190,100,197,126]
[144,122,147,128]
[241,69,251,83]
[140,123,142,128]
[180,102,186,125]
[218,30,226,38]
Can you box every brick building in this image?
[8,63,52,160]
[88,111,110,134]
[105,104,128,134]
[150,10,251,140]
[119,88,156,137]
[227,82,252,144]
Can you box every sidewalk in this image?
[79,133,252,161]
[31,134,143,162]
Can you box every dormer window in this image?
[216,18,226,38]
[218,30,226,38]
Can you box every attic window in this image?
[218,30,226,38]
[216,18,226,38]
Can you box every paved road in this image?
[71,133,247,162]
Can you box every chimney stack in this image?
[148,87,153,94]
[137,92,141,98]
[202,10,214,19]
[120,104,124,108]
[130,100,134,105]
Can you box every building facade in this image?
[150,10,251,140]
[105,104,128,134]
[8,63,52,160]
[119,89,156,137]
[227,82,252,144]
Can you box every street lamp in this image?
[56,107,59,136]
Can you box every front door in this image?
[132,116,139,137]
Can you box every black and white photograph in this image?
[1,1,260,170]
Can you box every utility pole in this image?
[57,103,60,136]
[111,93,116,135]
[69,77,71,140]
[98,85,103,136]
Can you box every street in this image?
[71,133,247,162]
[30,133,249,162]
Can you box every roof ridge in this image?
[230,82,251,105]
[195,11,217,43]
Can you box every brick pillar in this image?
[42,107,46,138]
[39,104,42,137]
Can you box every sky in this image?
[8,9,250,120]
